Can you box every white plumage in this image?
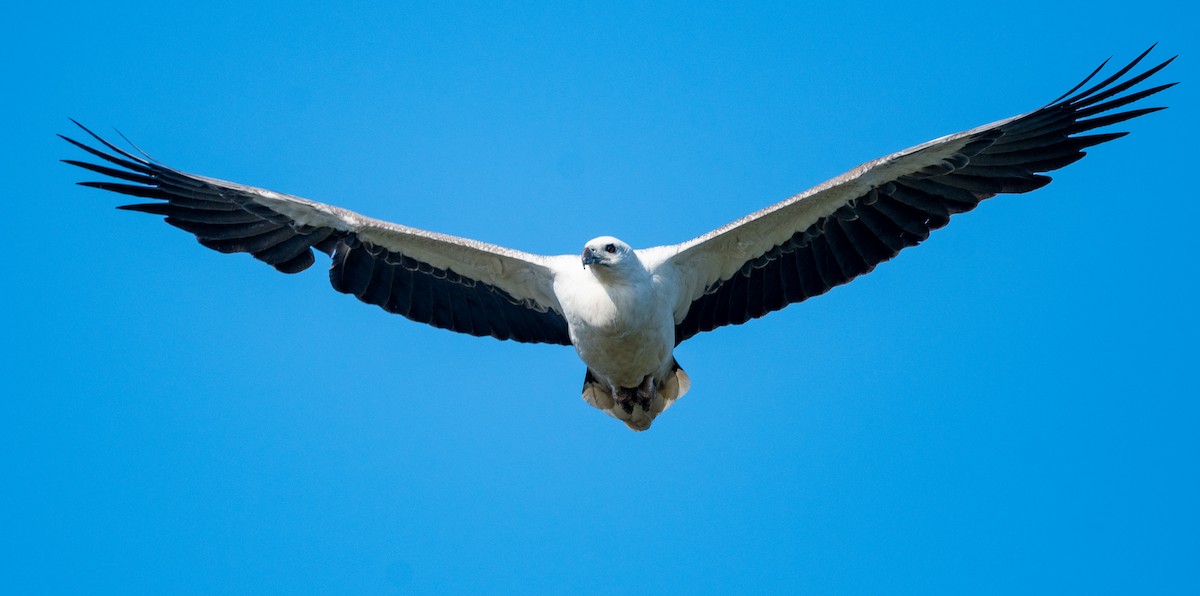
[64,48,1173,430]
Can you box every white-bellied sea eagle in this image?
[64,47,1175,430]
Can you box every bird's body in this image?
[64,47,1175,431]
[557,238,685,428]
[560,253,674,388]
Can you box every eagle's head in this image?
[582,236,634,270]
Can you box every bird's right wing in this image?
[63,123,573,345]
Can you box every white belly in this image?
[556,271,676,388]
[572,318,673,387]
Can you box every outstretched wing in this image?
[63,123,572,345]
[641,46,1175,344]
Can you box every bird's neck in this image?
[590,260,650,288]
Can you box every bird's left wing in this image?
[639,47,1175,344]
[62,122,572,344]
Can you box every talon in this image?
[615,386,637,414]
[636,376,656,411]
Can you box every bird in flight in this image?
[64,47,1174,431]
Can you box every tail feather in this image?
[660,362,690,413]
[580,361,690,431]
[581,369,615,411]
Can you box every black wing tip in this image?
[65,118,101,142]
[61,119,152,167]
[1049,45,1176,109]
[115,203,160,212]
[58,133,90,151]
[1047,56,1111,105]
[76,180,165,201]
[1068,132,1130,153]
[1032,46,1176,146]
[113,127,158,163]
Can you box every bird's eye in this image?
[604,243,617,254]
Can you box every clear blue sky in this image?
[5,2,1197,593]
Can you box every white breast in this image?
[554,267,676,388]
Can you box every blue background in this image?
[5,2,1197,593]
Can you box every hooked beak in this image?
[582,247,604,268]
